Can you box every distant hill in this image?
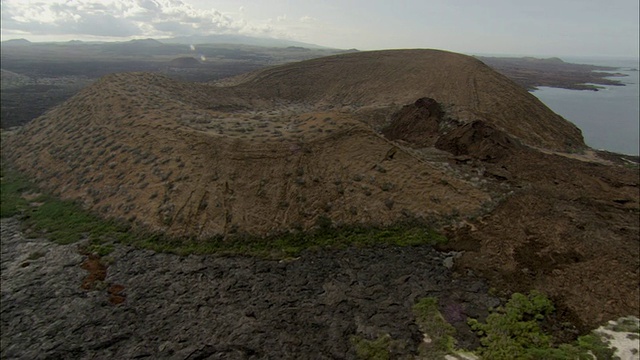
[521,56,565,63]
[476,56,623,90]
[0,69,30,83]
[6,49,586,239]
[1,35,333,50]
[159,34,330,49]
[1,38,31,46]
[97,38,168,55]
[5,69,490,238]
[225,49,584,151]
[127,38,164,46]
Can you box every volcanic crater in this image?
[5,49,639,328]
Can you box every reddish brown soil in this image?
[443,144,639,328]
[80,254,107,291]
[107,284,126,305]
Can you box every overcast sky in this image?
[1,0,638,58]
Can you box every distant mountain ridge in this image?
[1,34,332,49]
[159,34,330,49]
[1,38,32,46]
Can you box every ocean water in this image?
[530,57,640,155]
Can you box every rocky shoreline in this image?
[0,217,499,359]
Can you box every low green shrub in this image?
[469,291,616,360]
[350,334,394,360]
[23,198,133,245]
[0,163,33,218]
[413,297,456,358]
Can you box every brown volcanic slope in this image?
[223,49,585,151]
[5,49,639,328]
[6,69,492,239]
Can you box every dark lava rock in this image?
[381,97,444,147]
[436,120,522,161]
[1,217,498,359]
[169,57,202,68]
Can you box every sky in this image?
[1,0,638,58]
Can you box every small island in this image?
[476,56,627,91]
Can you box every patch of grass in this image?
[350,334,393,360]
[349,298,462,360]
[23,198,134,245]
[123,220,446,259]
[350,334,409,360]
[469,291,617,360]
[84,241,115,256]
[0,162,34,218]
[2,158,446,258]
[575,333,617,360]
[2,159,135,246]
[412,297,456,359]
[220,222,446,258]
[608,317,640,333]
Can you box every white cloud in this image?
[299,16,315,23]
[0,0,279,39]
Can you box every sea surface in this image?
[531,57,640,155]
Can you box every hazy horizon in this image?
[1,0,638,59]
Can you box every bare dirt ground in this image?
[443,146,639,329]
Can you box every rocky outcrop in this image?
[381,97,445,147]
[435,120,523,161]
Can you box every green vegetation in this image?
[349,297,461,360]
[84,241,116,256]
[132,219,446,258]
[469,291,616,360]
[1,160,446,258]
[607,317,640,333]
[349,292,627,360]
[412,297,457,358]
[0,163,31,218]
[350,334,407,360]
[23,199,133,246]
[1,160,133,254]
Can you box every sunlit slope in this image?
[7,71,490,238]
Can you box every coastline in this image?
[477,56,631,91]
[531,63,639,156]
